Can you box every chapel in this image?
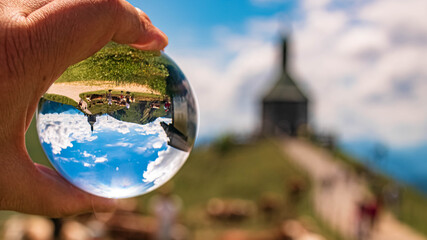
[262,37,309,136]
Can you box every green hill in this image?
[139,139,344,239]
[58,42,169,95]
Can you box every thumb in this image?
[25,0,168,66]
[113,4,169,50]
[34,163,118,217]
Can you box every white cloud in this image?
[143,147,189,190]
[135,147,147,154]
[82,151,93,158]
[38,113,171,154]
[94,116,131,135]
[171,0,427,148]
[169,16,281,138]
[303,0,331,10]
[105,142,134,148]
[292,0,427,147]
[38,113,97,154]
[152,141,163,149]
[81,151,108,164]
[94,155,108,163]
[56,156,79,163]
[134,118,172,136]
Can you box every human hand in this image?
[0,0,168,217]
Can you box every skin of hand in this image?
[0,0,168,217]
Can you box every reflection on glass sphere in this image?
[36,43,198,198]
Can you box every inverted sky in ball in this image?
[36,43,198,198]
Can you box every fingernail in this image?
[155,28,169,48]
[131,27,168,50]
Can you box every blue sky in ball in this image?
[37,101,189,197]
[125,0,427,191]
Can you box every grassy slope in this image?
[141,140,344,239]
[57,42,169,95]
[43,93,78,108]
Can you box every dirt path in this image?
[281,139,426,240]
[46,81,158,103]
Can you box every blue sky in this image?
[122,0,427,191]
[128,0,296,48]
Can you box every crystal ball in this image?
[36,43,198,198]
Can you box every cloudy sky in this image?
[126,0,427,153]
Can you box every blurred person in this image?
[382,184,401,216]
[0,0,167,217]
[3,215,54,240]
[3,215,26,240]
[206,198,256,223]
[356,200,369,240]
[288,177,306,200]
[149,185,182,240]
[107,90,113,106]
[356,196,381,240]
[83,215,107,239]
[258,192,282,222]
[23,216,54,240]
[60,220,91,240]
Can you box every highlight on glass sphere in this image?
[36,43,198,198]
